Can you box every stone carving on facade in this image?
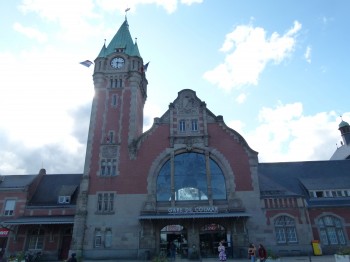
[175,91,200,115]
[101,145,119,158]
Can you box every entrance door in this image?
[0,237,8,260]
[160,225,188,258]
[59,228,72,260]
[199,223,226,258]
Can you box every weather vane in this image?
[125,7,130,19]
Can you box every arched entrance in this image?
[199,223,226,258]
[160,224,188,258]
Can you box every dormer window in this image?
[57,185,77,204]
[115,48,124,53]
[58,196,71,204]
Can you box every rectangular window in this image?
[105,229,113,248]
[337,229,346,245]
[28,235,44,249]
[100,160,106,176]
[109,131,114,144]
[191,119,198,131]
[100,159,117,176]
[58,196,71,204]
[327,227,338,244]
[95,230,102,248]
[286,227,298,243]
[179,120,186,132]
[4,199,15,216]
[112,94,118,107]
[315,191,323,198]
[275,228,286,243]
[28,229,44,250]
[320,229,328,245]
[97,193,114,213]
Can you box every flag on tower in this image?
[80,60,93,67]
[125,7,130,12]
[143,62,150,72]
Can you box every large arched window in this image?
[156,152,226,201]
[318,215,346,245]
[274,215,298,244]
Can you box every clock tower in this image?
[71,18,148,256]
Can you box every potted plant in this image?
[152,252,168,262]
[266,249,281,262]
[335,247,350,262]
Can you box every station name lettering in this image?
[168,206,218,214]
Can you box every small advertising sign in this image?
[0,228,9,237]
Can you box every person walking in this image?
[218,241,226,261]
[170,241,176,261]
[248,243,256,262]
[258,244,267,262]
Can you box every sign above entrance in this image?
[0,228,9,237]
[168,206,218,214]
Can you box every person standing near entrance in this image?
[258,244,267,262]
[170,241,176,261]
[218,241,226,261]
[248,243,256,262]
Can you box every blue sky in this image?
[0,0,349,175]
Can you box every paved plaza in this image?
[82,255,335,262]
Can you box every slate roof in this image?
[2,215,75,225]
[258,160,350,207]
[28,174,82,206]
[0,175,36,189]
[330,143,350,160]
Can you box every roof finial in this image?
[135,37,137,44]
[125,7,130,20]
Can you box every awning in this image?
[1,216,75,225]
[139,212,250,220]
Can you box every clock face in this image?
[111,57,125,69]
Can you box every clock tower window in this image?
[110,78,123,88]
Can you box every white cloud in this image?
[13,22,48,43]
[232,102,343,162]
[18,0,105,44]
[181,0,203,5]
[236,93,247,104]
[304,45,311,63]
[96,0,183,14]
[203,21,302,91]
[0,48,94,149]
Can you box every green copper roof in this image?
[339,120,350,128]
[97,19,141,58]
